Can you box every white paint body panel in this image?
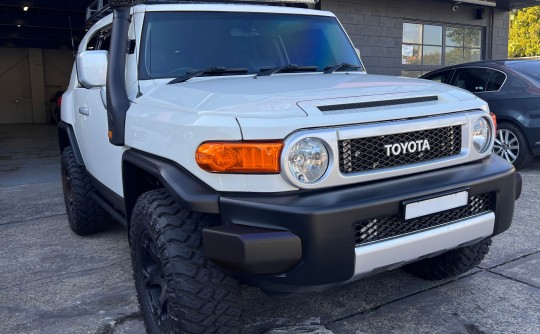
[63,3,493,194]
[126,73,491,191]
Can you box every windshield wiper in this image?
[323,63,362,74]
[257,64,319,77]
[168,67,248,84]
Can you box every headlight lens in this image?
[288,137,329,184]
[472,117,492,153]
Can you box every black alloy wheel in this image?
[139,230,169,331]
[131,189,242,334]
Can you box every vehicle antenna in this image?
[68,16,75,57]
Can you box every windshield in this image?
[139,11,364,79]
[506,61,540,86]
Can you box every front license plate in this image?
[404,190,469,220]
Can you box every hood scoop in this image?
[318,96,439,114]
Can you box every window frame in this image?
[454,66,508,94]
[402,22,485,77]
[85,25,113,51]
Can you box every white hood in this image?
[135,73,475,118]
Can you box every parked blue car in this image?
[421,59,540,169]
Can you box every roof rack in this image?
[86,0,112,25]
[86,0,320,25]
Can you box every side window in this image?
[97,30,112,51]
[423,70,453,83]
[486,71,506,91]
[86,33,100,50]
[85,26,112,51]
[451,68,491,93]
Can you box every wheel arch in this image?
[495,117,533,151]
[58,121,84,165]
[122,149,219,230]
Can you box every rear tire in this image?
[494,122,532,169]
[61,147,110,235]
[404,238,492,280]
[130,189,241,334]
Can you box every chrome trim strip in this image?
[351,212,495,279]
[280,110,495,189]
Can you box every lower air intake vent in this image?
[354,193,493,246]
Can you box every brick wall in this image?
[322,0,510,76]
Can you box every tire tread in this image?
[61,147,110,235]
[404,238,492,280]
[131,189,241,334]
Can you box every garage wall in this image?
[323,0,510,76]
[0,48,33,124]
[0,47,73,124]
[43,49,75,111]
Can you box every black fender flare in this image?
[58,121,84,165]
[122,149,219,222]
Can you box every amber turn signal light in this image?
[490,112,497,131]
[196,141,283,173]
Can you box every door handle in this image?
[78,107,90,116]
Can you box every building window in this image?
[402,23,483,77]
[445,27,482,65]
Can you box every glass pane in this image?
[445,47,464,66]
[423,70,453,83]
[402,70,423,78]
[507,61,540,86]
[139,12,362,78]
[451,68,491,93]
[424,25,442,45]
[402,44,422,65]
[464,48,482,62]
[464,29,481,48]
[446,27,464,47]
[423,46,442,65]
[403,23,423,44]
[487,71,506,91]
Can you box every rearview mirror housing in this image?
[76,51,108,88]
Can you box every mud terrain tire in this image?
[61,147,110,235]
[404,238,492,280]
[130,189,241,334]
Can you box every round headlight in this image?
[288,138,329,184]
[472,117,492,153]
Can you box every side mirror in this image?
[76,51,108,88]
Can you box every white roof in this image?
[136,3,334,17]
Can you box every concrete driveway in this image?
[1,124,539,334]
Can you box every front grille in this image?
[339,125,462,174]
[354,193,492,246]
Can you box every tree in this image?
[508,6,540,58]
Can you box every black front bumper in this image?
[203,156,519,293]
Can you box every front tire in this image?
[61,147,110,235]
[130,189,241,334]
[404,238,492,280]
[494,122,532,169]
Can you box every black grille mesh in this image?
[339,125,462,173]
[354,193,493,246]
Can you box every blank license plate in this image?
[404,190,469,220]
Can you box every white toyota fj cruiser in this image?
[58,0,521,332]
